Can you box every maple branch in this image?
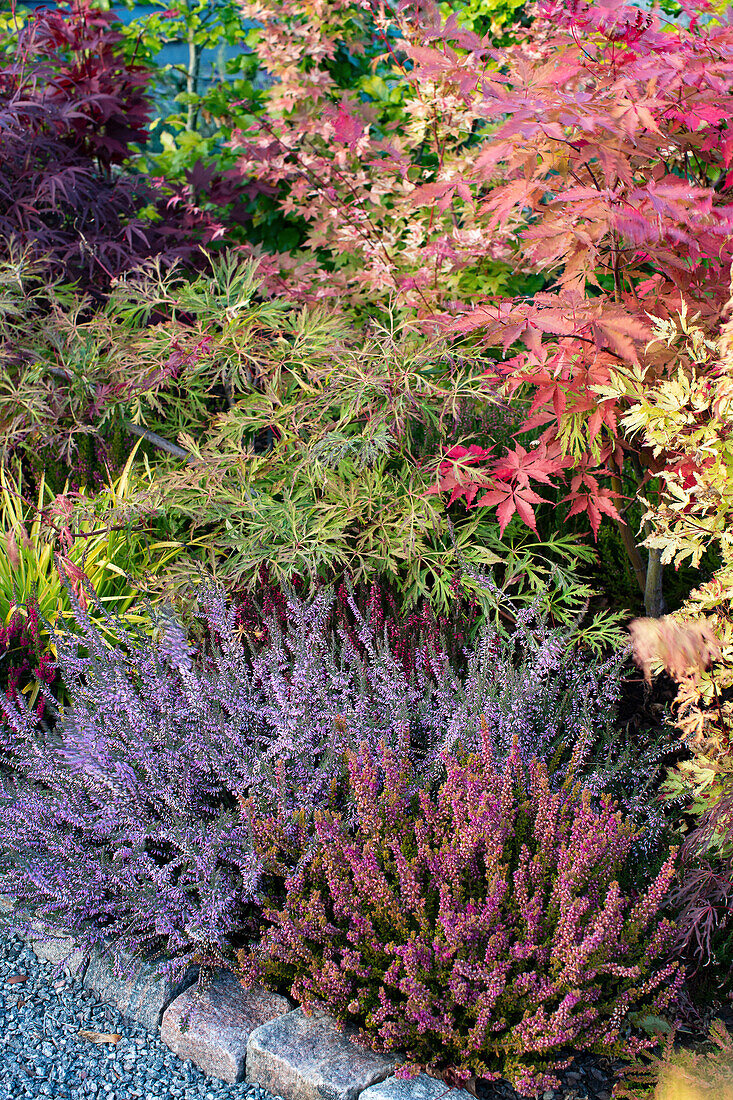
[583,162,602,192]
[570,24,598,66]
[122,421,195,464]
[611,230,623,300]
[249,118,434,313]
[41,364,195,464]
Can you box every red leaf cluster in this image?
[423,0,733,543]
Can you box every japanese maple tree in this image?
[420,0,733,614]
[0,1,221,291]
[230,0,519,313]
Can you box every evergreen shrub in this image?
[242,740,681,1098]
[0,583,661,981]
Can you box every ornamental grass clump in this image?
[242,741,681,1099]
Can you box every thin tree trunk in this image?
[609,466,666,615]
[643,544,665,618]
[186,27,200,134]
[613,513,647,596]
[610,468,647,595]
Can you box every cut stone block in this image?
[360,1075,474,1100]
[0,899,85,976]
[84,947,198,1032]
[28,928,86,976]
[246,1007,398,1100]
[161,973,291,1084]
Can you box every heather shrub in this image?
[0,582,452,968]
[0,581,657,972]
[0,607,56,723]
[232,572,482,677]
[232,580,656,825]
[240,740,681,1098]
[0,587,270,972]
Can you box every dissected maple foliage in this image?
[628,616,721,685]
[228,0,733,612]
[411,0,733,608]
[617,291,733,962]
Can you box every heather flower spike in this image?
[242,741,681,1098]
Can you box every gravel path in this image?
[0,933,278,1100]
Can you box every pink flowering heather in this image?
[241,738,681,1098]
[0,605,56,722]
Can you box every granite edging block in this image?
[0,894,87,977]
[0,895,15,915]
[84,946,199,1032]
[160,972,291,1084]
[360,1074,475,1100]
[28,928,87,976]
[1,894,447,1100]
[246,1007,398,1100]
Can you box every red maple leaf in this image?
[476,484,550,533]
[490,441,571,488]
[429,443,495,506]
[561,472,623,536]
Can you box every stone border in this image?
[0,898,472,1100]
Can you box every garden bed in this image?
[3,1,733,1098]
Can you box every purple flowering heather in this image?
[0,590,267,974]
[0,581,659,975]
[241,740,681,1099]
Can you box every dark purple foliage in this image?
[666,792,733,995]
[0,2,220,291]
[241,740,681,1099]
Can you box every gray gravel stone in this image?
[360,1076,474,1100]
[246,1007,397,1100]
[161,973,291,1083]
[0,932,277,1100]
